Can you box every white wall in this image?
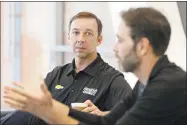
[147,2,186,71]
[1,2,58,110]
[1,2,14,110]
[21,2,57,85]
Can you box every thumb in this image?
[40,81,52,103]
[40,80,48,95]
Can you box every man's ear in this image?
[97,35,102,46]
[136,37,150,56]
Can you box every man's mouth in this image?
[115,54,121,62]
[75,47,86,51]
[76,47,85,49]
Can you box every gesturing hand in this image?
[3,81,53,119]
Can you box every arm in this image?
[45,99,79,124]
[69,100,128,125]
[114,78,187,125]
[69,77,187,125]
[34,99,127,125]
[3,80,137,125]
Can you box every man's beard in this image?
[120,50,140,73]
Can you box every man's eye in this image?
[85,32,93,36]
[72,31,79,35]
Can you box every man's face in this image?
[113,20,140,73]
[68,18,102,59]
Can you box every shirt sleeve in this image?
[103,75,132,110]
[69,77,186,125]
[69,100,128,125]
[44,66,61,88]
[69,85,138,125]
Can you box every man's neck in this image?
[75,53,97,73]
[134,56,160,86]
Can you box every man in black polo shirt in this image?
[4,7,186,125]
[1,12,131,125]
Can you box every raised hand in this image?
[3,81,53,120]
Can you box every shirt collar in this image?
[66,53,104,77]
[148,55,170,82]
[66,60,75,76]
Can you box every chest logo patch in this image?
[55,85,64,90]
[82,87,98,96]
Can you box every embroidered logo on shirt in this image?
[55,85,64,90]
[82,87,98,96]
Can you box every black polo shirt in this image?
[1,54,131,125]
[45,53,132,110]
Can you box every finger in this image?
[91,110,101,115]
[91,110,98,115]
[84,100,94,106]
[5,85,31,99]
[4,98,26,111]
[4,85,25,96]
[4,86,12,91]
[3,92,27,105]
[82,106,97,113]
[12,82,24,89]
[4,98,20,108]
[4,88,10,94]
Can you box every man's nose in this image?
[76,40,85,44]
[77,33,86,42]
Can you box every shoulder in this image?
[98,62,131,89]
[110,75,131,90]
[143,63,186,106]
[44,63,72,85]
[47,63,72,76]
[135,66,187,122]
[149,63,186,90]
[99,62,123,77]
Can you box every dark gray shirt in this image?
[69,55,187,125]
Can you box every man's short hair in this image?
[120,7,171,56]
[69,11,103,37]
